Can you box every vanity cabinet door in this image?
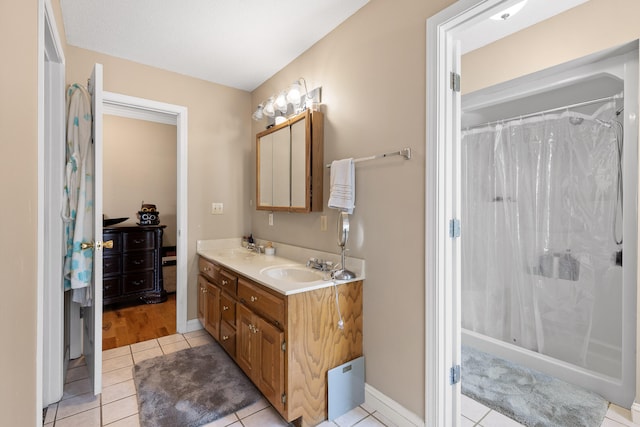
[197,275,207,327]
[205,282,220,340]
[236,303,256,378]
[255,316,285,414]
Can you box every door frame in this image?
[102,91,189,333]
[424,1,585,426]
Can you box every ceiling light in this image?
[251,104,264,121]
[263,97,276,117]
[490,0,527,21]
[251,77,322,125]
[275,92,288,114]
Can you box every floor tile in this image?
[316,421,339,427]
[201,412,239,427]
[68,357,87,369]
[602,418,632,427]
[44,402,58,424]
[183,328,208,339]
[334,406,369,427]
[461,394,491,422]
[132,346,164,363]
[605,405,640,426]
[461,415,476,427]
[130,339,159,353]
[102,353,133,373]
[371,410,397,427]
[354,415,388,426]
[56,392,101,420]
[186,334,214,347]
[235,397,270,419]
[103,346,132,361]
[54,407,101,427]
[157,333,186,346]
[161,339,190,354]
[104,413,141,427]
[239,406,290,427]
[102,395,139,425]
[62,378,92,400]
[102,379,136,405]
[479,410,525,427]
[102,366,134,388]
[66,365,89,383]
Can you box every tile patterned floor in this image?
[43,330,640,426]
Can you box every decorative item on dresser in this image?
[103,225,168,306]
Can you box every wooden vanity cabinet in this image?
[197,255,363,427]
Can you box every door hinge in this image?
[449,218,461,238]
[281,341,286,352]
[449,365,461,385]
[281,393,287,404]
[450,72,461,92]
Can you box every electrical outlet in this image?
[211,202,224,215]
[320,215,327,231]
[268,213,274,226]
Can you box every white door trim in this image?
[102,91,189,333]
[425,1,559,426]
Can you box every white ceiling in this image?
[59,0,370,91]
[458,0,589,54]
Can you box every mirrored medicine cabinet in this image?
[256,109,324,212]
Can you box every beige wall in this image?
[0,0,39,424]
[250,0,640,419]
[103,116,178,246]
[63,46,253,320]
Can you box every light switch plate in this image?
[211,202,224,215]
[320,215,327,231]
[268,213,274,226]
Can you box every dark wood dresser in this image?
[102,225,167,306]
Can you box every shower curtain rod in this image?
[464,94,622,131]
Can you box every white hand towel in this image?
[328,158,355,213]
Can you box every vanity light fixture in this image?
[490,0,527,21]
[252,77,322,126]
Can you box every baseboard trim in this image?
[631,401,640,423]
[186,318,204,333]
[365,383,424,427]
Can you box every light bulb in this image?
[251,105,263,121]
[275,92,287,113]
[286,82,302,109]
[263,97,275,117]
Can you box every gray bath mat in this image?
[462,345,609,427]
[133,342,262,427]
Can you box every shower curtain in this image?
[461,103,621,367]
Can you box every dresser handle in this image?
[250,296,258,302]
[133,259,143,265]
[134,239,145,244]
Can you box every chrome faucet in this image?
[247,243,264,254]
[306,257,333,271]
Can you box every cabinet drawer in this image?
[219,269,238,295]
[123,271,154,294]
[219,320,236,358]
[220,293,236,326]
[198,257,219,282]
[238,278,285,327]
[103,255,121,276]
[123,251,154,272]
[103,277,120,299]
[122,231,155,251]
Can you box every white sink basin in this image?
[212,248,256,259]
[260,265,328,283]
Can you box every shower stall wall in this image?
[461,44,638,408]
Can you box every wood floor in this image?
[102,293,176,350]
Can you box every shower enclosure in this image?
[461,44,638,407]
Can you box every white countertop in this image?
[196,238,365,296]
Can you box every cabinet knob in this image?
[203,266,210,272]
[222,305,229,311]
[250,295,258,302]
[222,279,228,286]
[222,335,229,341]
[202,288,207,294]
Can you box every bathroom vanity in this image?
[197,241,364,427]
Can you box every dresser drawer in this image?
[103,277,121,299]
[123,271,155,294]
[198,257,219,282]
[220,292,236,326]
[238,278,285,327]
[103,255,121,276]
[122,231,155,251]
[123,251,154,272]
[219,269,238,295]
[219,320,236,358]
